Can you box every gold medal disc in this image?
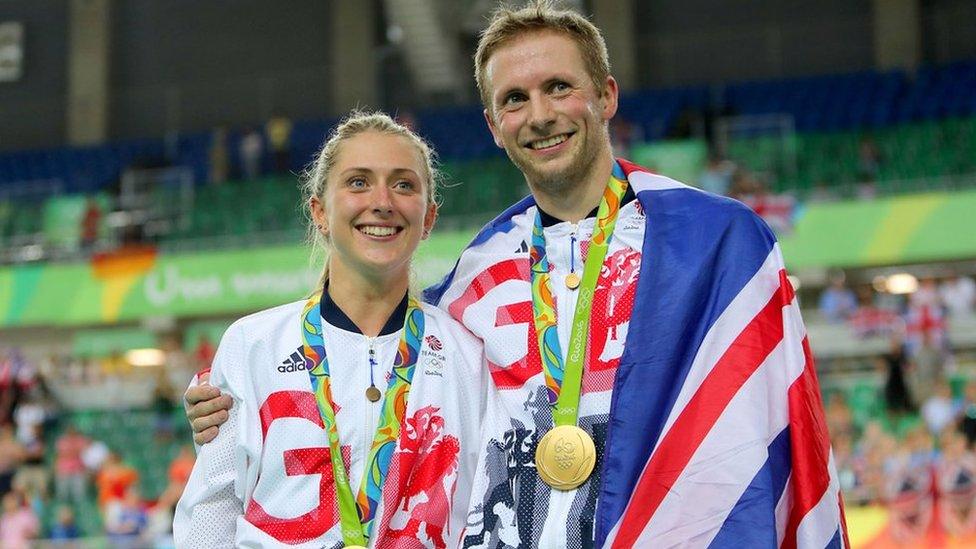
[565,272,581,290]
[535,425,596,490]
[365,386,382,402]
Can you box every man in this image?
[186,2,847,547]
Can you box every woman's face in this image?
[311,131,437,284]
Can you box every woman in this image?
[174,112,488,548]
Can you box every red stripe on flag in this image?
[780,337,847,549]
[611,270,794,547]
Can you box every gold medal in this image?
[345,546,367,549]
[535,425,596,490]
[565,272,581,289]
[365,386,382,402]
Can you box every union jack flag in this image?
[426,159,848,547]
[597,161,848,548]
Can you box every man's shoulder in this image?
[420,303,481,348]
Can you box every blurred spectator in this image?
[239,127,264,181]
[49,505,80,542]
[80,197,102,253]
[12,424,47,504]
[265,114,293,174]
[879,337,915,415]
[905,280,949,401]
[13,391,46,445]
[736,174,795,234]
[849,286,898,338]
[825,391,854,441]
[940,273,975,320]
[937,430,976,536]
[105,486,148,548]
[193,335,216,373]
[152,372,176,440]
[884,427,935,543]
[167,445,194,493]
[960,381,976,448]
[0,349,35,424]
[81,437,110,474]
[54,425,89,504]
[857,136,883,183]
[96,452,139,510]
[698,154,735,196]
[149,447,193,547]
[609,116,640,159]
[161,334,193,391]
[0,425,25,498]
[819,272,858,322]
[0,491,38,549]
[100,350,132,379]
[209,127,229,185]
[726,167,758,202]
[921,379,960,436]
[807,180,838,203]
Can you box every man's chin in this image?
[513,156,573,188]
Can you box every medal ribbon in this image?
[302,291,425,546]
[530,165,628,426]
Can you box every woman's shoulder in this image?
[223,299,307,342]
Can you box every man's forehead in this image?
[484,31,586,90]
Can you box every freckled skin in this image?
[309,131,437,286]
[483,30,618,206]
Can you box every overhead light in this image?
[125,348,165,367]
[885,273,918,295]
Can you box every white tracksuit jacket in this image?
[174,299,489,548]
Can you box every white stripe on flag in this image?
[776,472,793,547]
[654,245,785,451]
[629,303,807,546]
[794,452,843,549]
[628,171,694,193]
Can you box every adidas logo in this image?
[425,335,443,351]
[516,240,529,253]
[277,348,308,373]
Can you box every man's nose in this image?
[528,95,556,132]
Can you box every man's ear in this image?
[601,76,619,121]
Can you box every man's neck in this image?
[326,264,409,337]
[531,154,614,224]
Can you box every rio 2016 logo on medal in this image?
[535,425,596,491]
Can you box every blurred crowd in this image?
[0,346,197,548]
[830,379,976,542]
[819,270,976,542]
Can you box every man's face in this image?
[483,30,618,196]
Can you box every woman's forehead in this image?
[334,131,423,167]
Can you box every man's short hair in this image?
[474,0,611,112]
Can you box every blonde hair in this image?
[300,110,441,289]
[474,0,611,112]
